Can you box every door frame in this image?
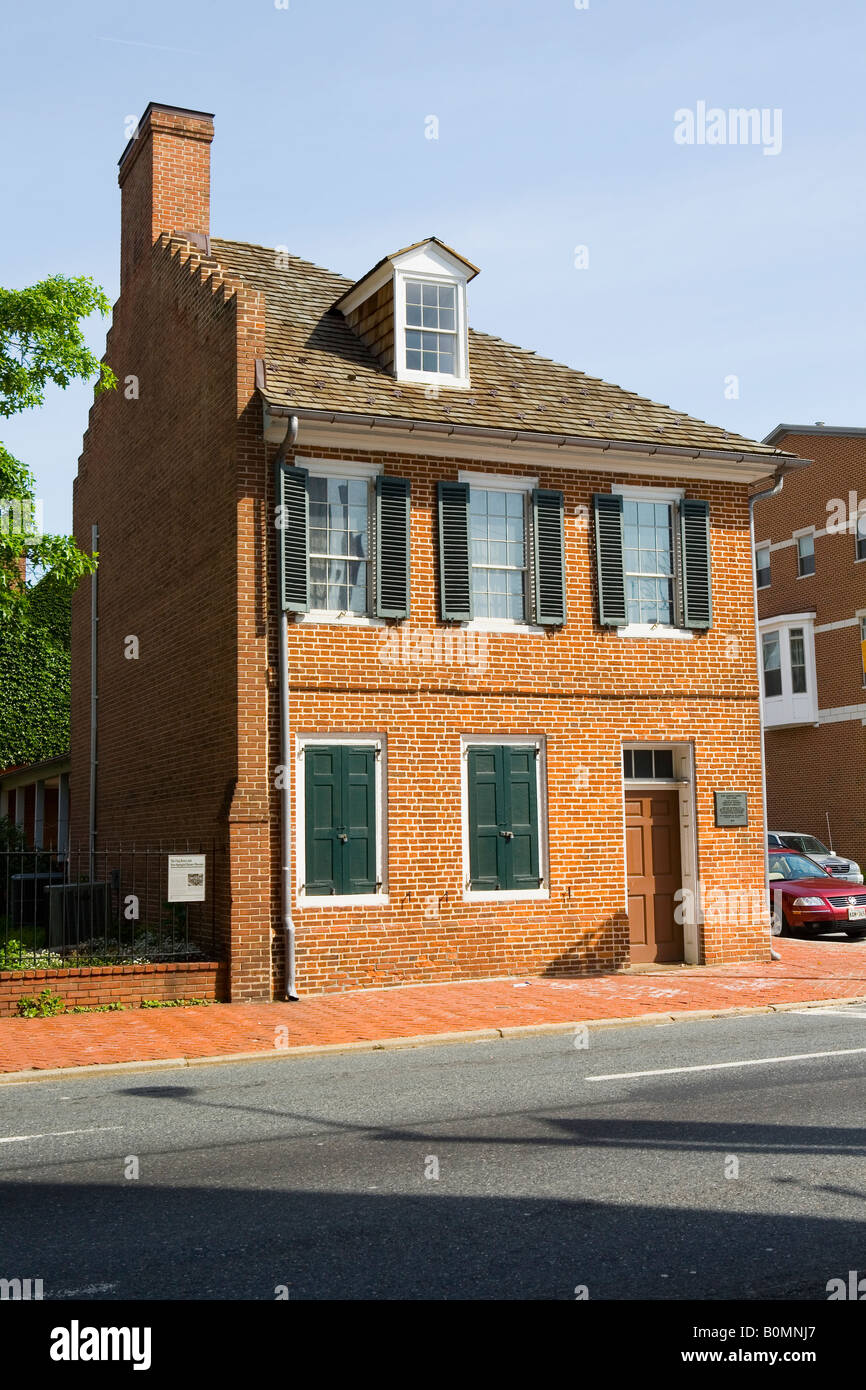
[621,741,699,964]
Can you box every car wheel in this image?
[771,910,787,937]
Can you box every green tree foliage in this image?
[0,274,115,620]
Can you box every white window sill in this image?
[464,619,546,636]
[296,612,386,627]
[297,894,390,909]
[395,368,471,389]
[463,888,550,903]
[616,624,695,640]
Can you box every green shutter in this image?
[437,480,472,621]
[504,745,540,890]
[304,745,340,895]
[375,475,411,619]
[304,745,377,896]
[679,498,712,629]
[467,747,506,890]
[276,461,309,613]
[593,492,627,627]
[532,489,566,626]
[342,746,377,895]
[467,745,541,892]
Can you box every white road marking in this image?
[0,1126,123,1144]
[52,1283,118,1298]
[791,1008,866,1018]
[587,1046,866,1082]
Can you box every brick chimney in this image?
[118,103,214,289]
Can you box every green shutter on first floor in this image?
[304,745,377,896]
[467,744,541,892]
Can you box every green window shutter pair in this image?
[275,463,411,619]
[437,481,567,625]
[467,745,540,892]
[304,745,377,896]
[592,493,712,630]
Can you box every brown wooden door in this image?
[625,791,684,964]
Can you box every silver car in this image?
[768,831,864,885]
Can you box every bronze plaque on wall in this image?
[714,791,748,827]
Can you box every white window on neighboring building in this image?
[856,515,866,562]
[755,544,771,589]
[797,532,815,577]
[759,615,817,727]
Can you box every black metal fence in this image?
[0,843,220,970]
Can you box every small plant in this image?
[0,938,64,971]
[67,1001,126,1014]
[16,987,65,1017]
[139,997,211,1009]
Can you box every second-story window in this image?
[856,515,866,561]
[790,626,807,694]
[623,499,675,625]
[308,474,370,614]
[470,486,527,621]
[405,281,457,375]
[797,533,815,577]
[756,544,771,588]
[762,631,782,698]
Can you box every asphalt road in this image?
[2,1006,865,1300]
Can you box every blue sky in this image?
[2,0,864,533]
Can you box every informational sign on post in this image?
[167,854,207,902]
[714,792,748,828]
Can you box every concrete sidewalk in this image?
[2,936,866,1081]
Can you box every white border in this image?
[394,267,470,389]
[459,734,550,902]
[295,734,389,907]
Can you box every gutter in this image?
[274,417,300,1000]
[262,400,797,472]
[749,457,811,961]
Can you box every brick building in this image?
[756,424,866,866]
[69,103,795,1001]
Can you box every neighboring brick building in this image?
[756,424,866,867]
[69,102,796,1002]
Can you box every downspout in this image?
[275,418,300,999]
[89,522,99,881]
[750,465,804,962]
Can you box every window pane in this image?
[623,749,633,778]
[654,749,674,779]
[790,628,807,694]
[308,475,370,613]
[406,282,422,305]
[622,497,674,623]
[762,632,782,697]
[633,750,653,778]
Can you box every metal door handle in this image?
[499,830,514,840]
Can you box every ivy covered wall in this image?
[0,573,71,767]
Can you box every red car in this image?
[769,849,866,939]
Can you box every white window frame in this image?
[858,610,866,688]
[459,470,545,634]
[294,734,389,908]
[758,613,818,727]
[755,541,771,589]
[295,457,386,627]
[795,527,816,579]
[620,741,699,964]
[460,734,550,903]
[394,266,470,388]
[855,515,866,564]
[611,484,695,639]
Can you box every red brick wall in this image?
[756,431,866,865]
[0,960,226,1017]
[263,445,768,992]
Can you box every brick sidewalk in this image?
[1,936,865,1078]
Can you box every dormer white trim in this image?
[392,242,471,389]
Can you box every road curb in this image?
[1,993,865,1084]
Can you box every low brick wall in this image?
[0,961,227,1017]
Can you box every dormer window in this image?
[334,237,477,390]
[405,281,457,374]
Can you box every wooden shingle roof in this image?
[211,237,783,458]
